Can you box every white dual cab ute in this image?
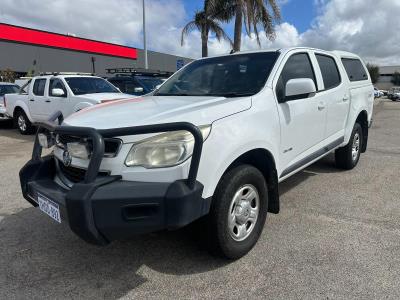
[4,73,131,134]
[20,47,373,259]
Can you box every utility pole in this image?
[143,0,148,69]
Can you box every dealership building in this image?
[376,65,400,90]
[0,23,192,78]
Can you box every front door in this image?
[274,52,327,177]
[47,78,69,118]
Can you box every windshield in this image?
[136,76,164,91]
[155,52,279,97]
[65,77,119,95]
[0,84,20,95]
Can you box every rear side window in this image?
[276,53,316,101]
[32,79,46,96]
[316,54,341,90]
[341,58,368,82]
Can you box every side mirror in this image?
[51,88,65,97]
[283,78,316,102]
[134,87,144,94]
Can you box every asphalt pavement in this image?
[0,98,399,299]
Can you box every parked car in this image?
[379,89,387,96]
[388,87,400,101]
[4,73,132,134]
[0,82,20,120]
[374,87,382,98]
[107,68,172,96]
[19,48,374,259]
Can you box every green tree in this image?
[211,0,281,52]
[391,71,400,86]
[181,0,232,57]
[366,63,380,84]
[0,69,16,82]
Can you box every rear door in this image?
[29,78,48,120]
[313,52,349,138]
[274,51,327,176]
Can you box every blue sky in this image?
[182,0,317,36]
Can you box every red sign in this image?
[0,23,137,59]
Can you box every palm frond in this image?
[208,19,233,45]
[267,0,281,20]
[181,20,198,46]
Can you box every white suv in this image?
[20,48,374,259]
[5,73,131,134]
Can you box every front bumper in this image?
[0,106,11,120]
[20,112,207,245]
[21,155,207,245]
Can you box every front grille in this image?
[57,134,122,157]
[58,162,109,183]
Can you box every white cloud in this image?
[1,0,400,65]
[301,0,400,65]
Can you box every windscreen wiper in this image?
[210,92,254,98]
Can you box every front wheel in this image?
[335,122,363,170]
[205,165,268,259]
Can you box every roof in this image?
[0,23,137,60]
[198,47,362,60]
[33,74,103,79]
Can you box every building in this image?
[376,65,400,90]
[0,23,192,78]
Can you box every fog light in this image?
[38,133,55,148]
[67,142,90,159]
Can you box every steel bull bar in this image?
[20,111,205,245]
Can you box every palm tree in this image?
[212,0,281,52]
[181,0,232,57]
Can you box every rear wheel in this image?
[335,122,363,170]
[205,165,268,259]
[14,109,34,135]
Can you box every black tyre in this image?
[14,109,34,135]
[335,122,363,170]
[205,164,268,259]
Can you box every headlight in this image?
[125,125,211,168]
[67,142,90,159]
[38,133,55,149]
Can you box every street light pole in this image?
[143,0,148,69]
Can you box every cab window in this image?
[32,79,46,96]
[341,58,368,82]
[49,78,67,97]
[276,53,316,102]
[315,54,341,90]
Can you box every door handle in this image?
[45,100,51,103]
[29,99,34,102]
[343,96,349,102]
[318,105,325,111]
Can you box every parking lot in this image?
[0,98,399,299]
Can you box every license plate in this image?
[38,193,61,223]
